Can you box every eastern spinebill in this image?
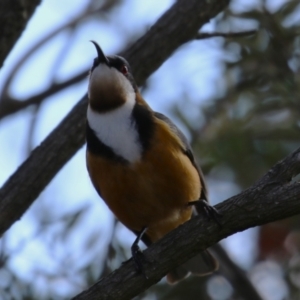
[86,41,219,283]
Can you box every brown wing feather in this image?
[153,112,208,201]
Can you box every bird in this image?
[86,41,219,283]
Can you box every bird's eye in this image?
[121,65,128,75]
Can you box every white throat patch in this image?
[87,98,142,163]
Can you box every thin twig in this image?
[196,30,257,39]
[0,71,88,119]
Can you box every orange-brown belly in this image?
[87,116,202,242]
[87,145,201,242]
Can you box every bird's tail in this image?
[166,249,218,284]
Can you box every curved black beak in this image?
[90,40,110,66]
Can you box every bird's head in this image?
[88,41,137,113]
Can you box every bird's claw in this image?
[189,200,222,227]
[131,243,148,279]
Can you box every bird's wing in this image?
[153,112,208,202]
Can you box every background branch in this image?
[0,71,87,119]
[0,0,230,237]
[0,3,254,120]
[0,28,257,120]
[196,30,257,39]
[211,244,263,300]
[0,2,102,119]
[72,146,300,300]
[0,0,41,68]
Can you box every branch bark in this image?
[0,0,230,236]
[71,147,300,300]
[0,0,42,68]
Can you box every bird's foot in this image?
[131,226,148,279]
[131,243,148,279]
[189,200,222,227]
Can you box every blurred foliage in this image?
[190,0,300,188]
[0,0,300,299]
[175,0,300,299]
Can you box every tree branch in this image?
[0,0,230,236]
[0,0,41,68]
[1,26,256,120]
[71,147,300,300]
[196,30,257,39]
[0,27,256,120]
[123,0,230,86]
[0,3,103,117]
